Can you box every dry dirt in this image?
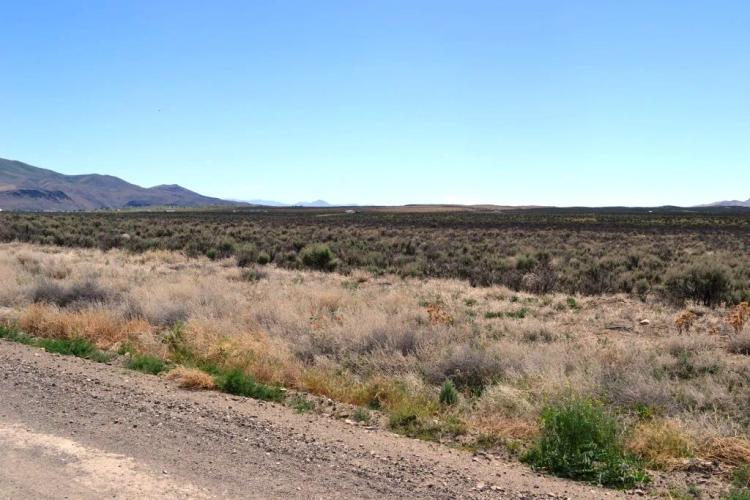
[0,340,634,499]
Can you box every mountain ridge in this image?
[0,157,237,211]
[701,198,750,208]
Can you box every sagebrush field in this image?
[1,207,749,302]
[1,208,749,494]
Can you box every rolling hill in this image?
[0,158,238,211]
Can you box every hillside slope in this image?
[0,158,236,211]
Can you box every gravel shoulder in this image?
[0,339,631,499]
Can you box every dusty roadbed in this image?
[0,340,632,499]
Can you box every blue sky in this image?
[1,1,748,206]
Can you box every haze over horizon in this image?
[2,1,748,206]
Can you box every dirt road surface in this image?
[0,340,631,499]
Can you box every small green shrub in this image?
[734,463,750,488]
[353,407,371,423]
[566,297,581,310]
[484,308,528,320]
[634,279,650,301]
[524,398,649,489]
[506,307,529,319]
[256,252,271,265]
[0,325,34,345]
[213,237,236,259]
[439,380,459,406]
[389,411,466,442]
[0,327,109,362]
[235,243,258,268]
[300,243,338,271]
[240,267,268,282]
[727,489,750,500]
[215,369,284,402]
[291,395,314,414]
[127,354,169,375]
[38,337,111,363]
[663,262,733,308]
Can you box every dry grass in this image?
[699,437,750,467]
[18,304,150,349]
[165,367,216,390]
[0,242,748,474]
[627,420,695,470]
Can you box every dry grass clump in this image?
[728,333,750,355]
[627,420,695,470]
[165,367,216,390]
[728,302,750,334]
[467,383,538,439]
[699,437,750,467]
[18,304,150,349]
[675,310,699,334]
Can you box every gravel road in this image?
[0,340,632,499]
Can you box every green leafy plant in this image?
[291,395,314,414]
[0,326,110,362]
[215,368,284,402]
[524,398,649,489]
[127,354,169,375]
[38,337,111,363]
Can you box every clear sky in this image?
[1,1,748,206]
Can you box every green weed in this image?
[524,398,649,489]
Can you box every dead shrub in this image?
[426,304,453,325]
[166,367,216,390]
[675,310,698,334]
[728,333,750,355]
[474,383,535,418]
[425,343,506,393]
[727,302,750,335]
[358,325,421,357]
[29,279,116,308]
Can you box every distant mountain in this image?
[0,157,239,211]
[701,198,750,208]
[244,199,356,207]
[294,200,331,207]
[245,199,287,207]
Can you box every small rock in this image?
[639,319,651,325]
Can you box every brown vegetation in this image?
[165,367,217,390]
